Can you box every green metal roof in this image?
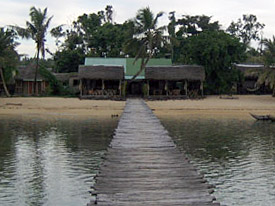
[84,57,172,79]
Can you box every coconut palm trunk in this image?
[130,53,152,80]
[34,46,40,95]
[12,7,53,96]
[125,7,165,81]
[0,67,11,97]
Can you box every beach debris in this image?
[5,103,23,106]
[250,113,275,121]
[219,95,239,99]
[111,114,119,118]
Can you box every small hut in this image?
[54,73,79,94]
[14,66,49,95]
[234,64,270,94]
[78,65,124,97]
[145,65,205,97]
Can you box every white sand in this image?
[0,97,125,119]
[146,95,275,120]
[0,95,274,120]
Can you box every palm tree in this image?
[124,7,166,80]
[13,7,53,95]
[262,36,275,67]
[0,28,19,97]
[256,68,275,96]
[255,36,275,97]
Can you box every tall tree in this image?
[0,28,19,96]
[227,14,265,46]
[255,36,275,97]
[175,31,246,94]
[124,7,166,80]
[13,7,53,95]
[167,11,180,61]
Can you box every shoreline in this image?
[146,95,275,120]
[0,95,274,120]
[0,97,125,120]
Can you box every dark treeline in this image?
[0,5,274,95]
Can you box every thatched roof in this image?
[54,73,78,82]
[78,65,124,80]
[145,65,205,81]
[15,65,46,81]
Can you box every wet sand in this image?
[146,95,275,120]
[0,97,125,119]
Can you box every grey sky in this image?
[0,0,274,58]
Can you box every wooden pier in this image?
[90,99,219,206]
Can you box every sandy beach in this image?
[146,95,275,120]
[0,95,274,120]
[0,97,125,119]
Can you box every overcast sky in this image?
[0,0,274,58]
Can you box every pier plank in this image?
[88,99,218,206]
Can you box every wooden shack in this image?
[78,65,124,97]
[14,66,49,96]
[145,65,205,97]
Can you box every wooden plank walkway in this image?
[89,99,220,206]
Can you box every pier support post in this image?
[184,80,188,96]
[147,80,150,96]
[165,80,168,96]
[102,79,105,94]
[200,81,204,96]
[79,79,83,96]
[119,80,122,96]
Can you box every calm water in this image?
[1,115,275,206]
[0,116,118,206]
[161,117,275,206]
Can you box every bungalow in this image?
[78,65,124,98]
[84,57,172,95]
[14,66,49,96]
[79,58,205,98]
[145,65,205,98]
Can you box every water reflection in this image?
[161,117,275,206]
[0,117,117,206]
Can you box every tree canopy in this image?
[175,30,246,94]
[1,5,274,96]
[0,27,19,96]
[13,6,53,94]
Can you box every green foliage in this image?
[51,6,134,70]
[38,66,60,95]
[176,15,220,37]
[175,31,246,94]
[14,7,53,58]
[0,28,19,70]
[0,27,19,95]
[262,36,275,66]
[124,7,166,79]
[12,6,53,95]
[256,68,275,96]
[245,48,265,64]
[54,48,85,73]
